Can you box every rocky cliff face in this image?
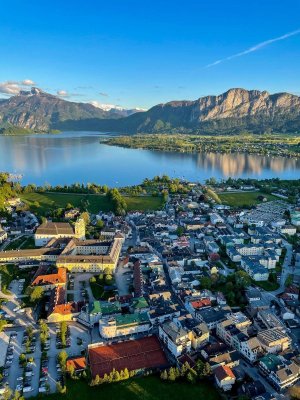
[123,88,300,133]
[1,87,300,133]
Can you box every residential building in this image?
[159,321,191,357]
[214,365,236,391]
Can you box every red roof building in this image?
[88,336,168,378]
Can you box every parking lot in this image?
[114,263,131,296]
[2,323,91,396]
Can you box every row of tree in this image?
[160,360,211,384]
[90,368,135,385]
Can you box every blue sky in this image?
[1,0,300,109]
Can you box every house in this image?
[0,226,7,244]
[66,357,86,374]
[47,286,80,323]
[281,225,297,235]
[31,268,67,291]
[210,213,224,225]
[257,329,291,353]
[196,307,227,329]
[64,208,80,220]
[159,321,191,357]
[214,365,236,391]
[189,322,209,350]
[239,337,263,363]
[291,211,300,226]
[241,380,266,398]
[148,295,180,324]
[246,288,261,302]
[209,350,240,370]
[259,354,300,392]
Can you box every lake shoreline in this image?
[1,131,300,186]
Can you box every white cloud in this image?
[22,79,35,86]
[204,28,300,68]
[0,81,21,95]
[57,90,69,97]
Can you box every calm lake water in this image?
[0,131,299,186]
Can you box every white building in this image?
[99,312,151,339]
[159,321,191,357]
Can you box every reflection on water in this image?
[0,131,299,186]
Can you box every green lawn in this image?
[21,192,163,215]
[20,236,36,249]
[90,276,115,300]
[35,377,220,400]
[255,280,280,291]
[218,191,277,207]
[0,264,36,294]
[5,237,27,250]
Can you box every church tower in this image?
[74,218,85,240]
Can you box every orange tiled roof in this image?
[32,268,67,286]
[214,365,235,381]
[66,357,86,371]
[52,302,74,315]
[190,298,211,309]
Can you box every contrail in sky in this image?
[204,29,300,68]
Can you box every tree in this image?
[67,362,75,378]
[12,391,24,400]
[39,320,49,348]
[3,388,12,400]
[186,369,197,384]
[289,386,300,399]
[19,353,27,366]
[176,226,185,236]
[200,276,212,290]
[96,219,104,230]
[160,370,168,381]
[0,319,7,332]
[285,274,294,287]
[235,270,252,287]
[56,383,66,394]
[195,360,211,379]
[65,203,73,210]
[30,286,44,303]
[81,212,90,226]
[105,274,113,285]
[60,321,68,347]
[57,350,68,371]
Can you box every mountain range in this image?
[0,87,300,134]
[0,87,142,131]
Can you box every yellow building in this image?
[34,218,85,246]
[0,234,124,274]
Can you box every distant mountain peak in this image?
[0,87,299,134]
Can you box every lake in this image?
[0,131,299,186]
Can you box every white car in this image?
[16,385,23,391]
[13,306,21,312]
[17,377,23,382]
